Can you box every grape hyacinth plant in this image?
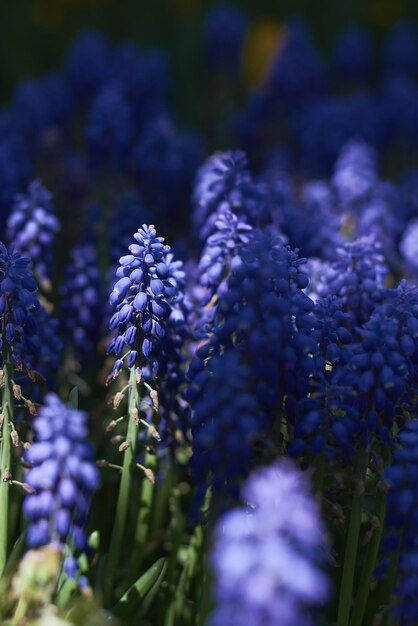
[6,180,59,290]
[60,243,103,367]
[104,223,184,604]
[1,14,418,626]
[23,394,99,578]
[210,460,330,626]
[0,243,39,576]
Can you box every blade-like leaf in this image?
[112,557,167,618]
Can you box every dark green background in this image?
[1,0,417,114]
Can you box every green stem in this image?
[0,354,14,577]
[172,525,204,626]
[379,540,402,626]
[159,485,184,626]
[12,594,28,625]
[350,486,387,626]
[150,463,173,534]
[337,452,368,626]
[126,448,157,585]
[196,532,212,626]
[103,367,140,606]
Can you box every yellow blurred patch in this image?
[369,0,401,27]
[242,20,288,88]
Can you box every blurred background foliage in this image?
[1,0,418,127]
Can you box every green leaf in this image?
[56,576,78,608]
[68,387,79,409]
[112,557,167,618]
[4,533,25,576]
[95,553,107,596]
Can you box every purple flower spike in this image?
[24,393,99,561]
[107,224,183,379]
[210,460,330,626]
[7,180,59,287]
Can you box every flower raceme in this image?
[192,150,253,239]
[385,419,418,625]
[0,242,39,366]
[60,243,103,363]
[107,224,183,379]
[23,394,99,563]
[209,460,330,626]
[6,180,59,288]
[188,228,317,496]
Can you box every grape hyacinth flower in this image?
[400,219,418,275]
[332,26,374,83]
[194,208,252,337]
[398,169,418,222]
[189,348,261,498]
[211,228,315,417]
[0,242,39,366]
[10,80,51,147]
[265,19,326,116]
[209,460,330,626]
[65,29,109,99]
[354,183,401,268]
[30,305,63,390]
[107,224,183,380]
[331,280,418,449]
[60,243,103,364]
[189,228,316,494]
[384,20,418,77]
[324,236,387,330]
[203,3,248,73]
[24,394,99,568]
[192,150,253,238]
[199,209,252,297]
[0,242,40,575]
[7,180,59,289]
[382,75,418,151]
[281,180,343,259]
[332,140,378,210]
[385,419,418,625]
[105,227,185,601]
[295,92,383,177]
[133,116,203,220]
[118,50,172,135]
[0,137,30,220]
[86,83,134,169]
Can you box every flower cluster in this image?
[0,242,39,366]
[189,348,261,498]
[332,26,374,83]
[385,419,418,625]
[6,180,59,287]
[193,150,254,238]
[60,243,103,363]
[322,236,387,330]
[108,224,183,378]
[24,394,99,561]
[133,116,203,221]
[30,305,63,389]
[189,228,316,494]
[331,140,377,209]
[3,13,418,626]
[210,460,330,626]
[203,3,248,72]
[86,83,133,169]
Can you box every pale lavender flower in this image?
[210,460,330,626]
